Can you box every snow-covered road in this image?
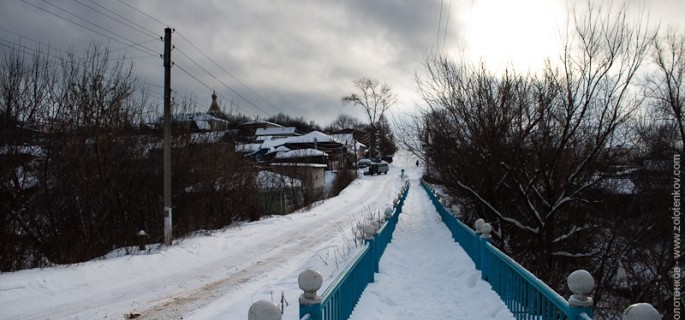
[0,155,417,320]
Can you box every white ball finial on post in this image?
[567,269,595,307]
[451,205,461,218]
[474,218,485,233]
[248,300,282,320]
[363,224,377,240]
[622,303,661,320]
[480,223,493,239]
[384,207,393,219]
[298,269,323,305]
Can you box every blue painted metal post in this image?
[479,223,493,281]
[473,220,483,270]
[299,304,321,320]
[480,237,490,281]
[298,269,323,320]
[366,237,378,275]
[568,305,593,320]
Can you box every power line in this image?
[436,0,444,49]
[116,0,167,27]
[86,0,160,39]
[442,0,453,50]
[1,25,156,65]
[161,63,257,117]
[111,0,265,118]
[19,0,157,58]
[110,38,159,54]
[107,1,274,118]
[176,31,283,114]
[72,0,158,40]
[41,0,159,56]
[176,47,272,117]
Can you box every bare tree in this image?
[341,78,397,160]
[647,28,685,149]
[415,2,656,317]
[326,114,362,132]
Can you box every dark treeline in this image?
[0,43,391,273]
[0,45,261,271]
[398,4,681,319]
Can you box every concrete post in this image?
[363,223,377,240]
[137,230,147,251]
[384,207,393,219]
[451,205,462,219]
[248,300,282,320]
[474,218,485,233]
[567,269,595,319]
[298,269,323,320]
[622,303,661,320]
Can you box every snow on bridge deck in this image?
[348,179,514,320]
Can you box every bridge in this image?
[247,177,662,320]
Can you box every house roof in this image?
[270,162,328,168]
[260,131,340,150]
[330,133,366,149]
[255,127,298,136]
[274,148,328,159]
[239,121,283,128]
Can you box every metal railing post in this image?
[364,223,379,276]
[473,219,485,270]
[479,222,493,281]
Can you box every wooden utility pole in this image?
[163,27,173,246]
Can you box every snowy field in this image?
[0,152,512,319]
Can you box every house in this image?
[330,132,367,165]
[257,170,303,215]
[270,162,327,202]
[252,131,349,169]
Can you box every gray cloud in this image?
[1,0,683,125]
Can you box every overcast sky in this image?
[1,0,684,126]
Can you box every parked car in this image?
[365,161,389,175]
[357,158,372,168]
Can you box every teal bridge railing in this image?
[421,181,594,320]
[299,179,410,320]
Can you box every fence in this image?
[245,179,662,320]
[298,179,410,320]
[421,181,594,320]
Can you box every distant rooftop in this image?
[255,127,298,136]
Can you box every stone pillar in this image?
[384,207,393,219]
[567,269,595,319]
[248,300,281,320]
[622,303,661,320]
[298,269,323,320]
[451,205,462,219]
[474,218,485,233]
[137,230,147,251]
